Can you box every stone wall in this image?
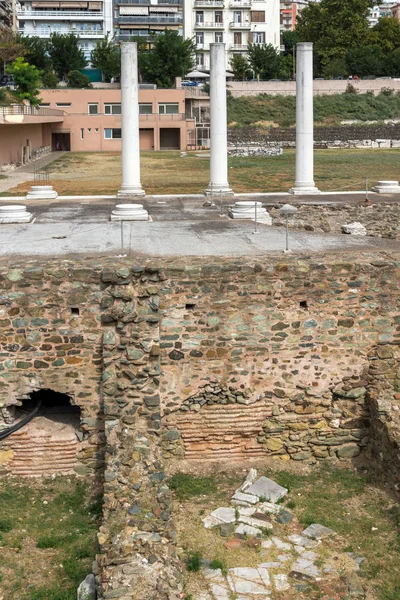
[0,255,400,598]
[228,124,400,147]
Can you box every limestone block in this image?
[302,523,335,539]
[245,476,288,503]
[341,222,367,236]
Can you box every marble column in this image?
[117,42,145,198]
[289,42,320,195]
[205,43,233,196]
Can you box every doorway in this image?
[52,132,71,151]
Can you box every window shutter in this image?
[248,31,253,43]
[250,10,265,22]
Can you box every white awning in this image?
[120,6,148,14]
[149,6,177,12]
[186,70,210,78]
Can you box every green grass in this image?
[168,473,217,500]
[0,478,101,600]
[185,550,203,572]
[227,91,400,127]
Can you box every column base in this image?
[204,184,234,197]
[26,185,58,200]
[0,205,33,223]
[117,186,145,198]
[289,184,320,195]
[371,181,400,194]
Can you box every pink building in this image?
[0,87,195,167]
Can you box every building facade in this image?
[280,0,308,32]
[0,0,14,31]
[368,2,395,27]
[184,0,280,71]
[114,0,183,43]
[16,0,113,62]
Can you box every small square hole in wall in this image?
[299,300,308,310]
[185,303,196,310]
[71,307,80,315]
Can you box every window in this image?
[40,103,50,107]
[104,128,122,139]
[196,32,204,44]
[234,31,242,44]
[139,103,153,115]
[251,10,265,22]
[195,10,203,23]
[158,103,179,115]
[215,10,222,22]
[215,31,223,42]
[80,128,84,140]
[253,31,265,43]
[196,53,205,67]
[56,103,71,107]
[233,10,242,22]
[104,103,121,115]
[88,103,98,115]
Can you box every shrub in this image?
[185,551,202,572]
[67,70,92,88]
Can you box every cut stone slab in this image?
[245,477,288,503]
[273,573,290,592]
[302,524,335,540]
[277,554,291,562]
[294,545,306,554]
[238,507,257,517]
[220,523,235,537]
[202,515,224,529]
[209,583,231,600]
[224,538,242,550]
[0,205,33,224]
[258,562,281,569]
[238,468,258,493]
[272,537,292,551]
[232,491,259,506]
[238,515,273,530]
[291,558,320,579]
[341,222,367,236]
[344,571,365,597]
[227,567,271,595]
[288,534,317,548]
[276,509,294,524]
[204,568,225,582]
[258,502,281,515]
[301,551,319,561]
[235,523,262,538]
[211,507,236,524]
[261,539,273,549]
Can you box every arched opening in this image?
[1,389,82,476]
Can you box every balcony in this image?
[0,104,64,125]
[230,43,247,50]
[17,10,103,19]
[194,21,223,28]
[229,20,250,28]
[116,14,182,23]
[195,43,210,50]
[229,0,251,6]
[193,0,224,6]
[18,27,105,37]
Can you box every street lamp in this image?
[279,203,297,253]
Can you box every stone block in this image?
[245,476,288,503]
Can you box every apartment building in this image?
[368,2,395,26]
[0,0,13,30]
[280,0,308,32]
[114,0,183,43]
[16,0,113,61]
[184,0,280,71]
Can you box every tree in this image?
[6,57,41,105]
[91,37,121,82]
[67,69,92,88]
[0,30,26,64]
[48,33,87,80]
[246,43,281,80]
[296,0,375,76]
[281,30,299,55]
[20,36,51,72]
[229,53,251,80]
[346,45,385,77]
[370,17,400,54]
[138,30,195,88]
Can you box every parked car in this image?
[181,80,197,87]
[0,76,15,87]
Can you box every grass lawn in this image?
[2,149,400,196]
[169,463,400,600]
[0,477,101,600]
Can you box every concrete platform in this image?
[0,193,397,258]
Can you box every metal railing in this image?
[194,0,224,5]
[194,21,224,27]
[229,0,251,6]
[17,9,103,17]
[115,14,182,23]
[1,105,64,117]
[230,43,247,50]
[229,21,251,28]
[18,27,105,36]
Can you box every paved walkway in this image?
[0,152,66,193]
